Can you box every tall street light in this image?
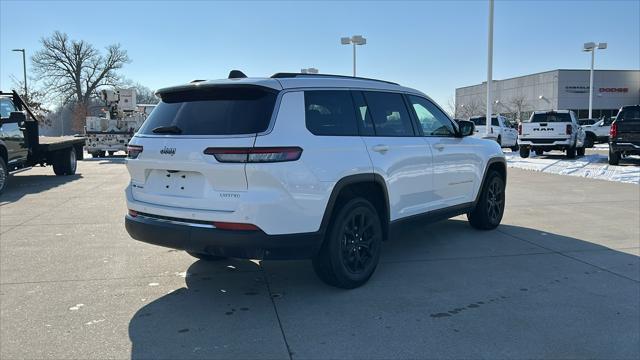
[341,35,366,77]
[12,49,28,101]
[485,0,494,138]
[583,42,607,119]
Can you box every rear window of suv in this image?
[617,107,640,122]
[527,113,572,123]
[138,86,278,135]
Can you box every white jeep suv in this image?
[125,72,507,288]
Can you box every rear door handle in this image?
[433,144,445,151]
[372,144,389,153]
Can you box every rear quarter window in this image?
[304,90,358,136]
[138,86,278,136]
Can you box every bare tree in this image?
[9,76,50,120]
[508,95,530,123]
[458,99,485,119]
[446,96,457,118]
[31,31,130,130]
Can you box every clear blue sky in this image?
[1,0,638,108]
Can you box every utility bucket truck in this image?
[85,89,154,157]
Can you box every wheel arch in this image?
[474,157,507,206]
[320,173,390,241]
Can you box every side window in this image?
[350,91,375,136]
[0,98,17,119]
[362,92,415,137]
[491,117,500,127]
[619,108,640,122]
[407,95,455,136]
[304,91,358,136]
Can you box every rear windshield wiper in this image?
[152,125,183,134]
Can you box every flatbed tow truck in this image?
[0,91,86,194]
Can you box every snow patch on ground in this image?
[505,152,640,184]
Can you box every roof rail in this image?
[270,72,399,85]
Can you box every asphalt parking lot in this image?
[1,158,639,359]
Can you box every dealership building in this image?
[455,69,639,121]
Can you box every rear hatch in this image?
[521,112,572,139]
[127,84,280,212]
[613,107,640,143]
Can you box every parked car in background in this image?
[469,114,519,150]
[608,105,640,165]
[582,118,612,147]
[577,118,597,126]
[124,71,507,289]
[518,110,586,158]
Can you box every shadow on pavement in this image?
[128,220,639,359]
[0,173,83,203]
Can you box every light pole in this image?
[485,0,494,137]
[341,35,367,77]
[12,48,28,101]
[583,42,607,119]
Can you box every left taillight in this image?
[127,145,143,159]
[204,147,303,163]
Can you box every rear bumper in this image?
[125,214,323,260]
[610,141,640,154]
[519,138,572,149]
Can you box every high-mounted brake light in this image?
[610,122,618,138]
[127,145,144,159]
[212,221,260,231]
[204,147,303,163]
[566,124,572,135]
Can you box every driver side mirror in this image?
[457,120,475,137]
[8,111,26,125]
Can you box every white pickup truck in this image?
[582,118,613,147]
[518,110,586,158]
[469,114,519,150]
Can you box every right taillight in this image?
[127,145,143,159]
[566,124,572,135]
[610,122,618,138]
[204,147,303,163]
[518,123,522,135]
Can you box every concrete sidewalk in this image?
[1,158,638,359]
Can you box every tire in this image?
[608,148,620,165]
[0,157,8,195]
[584,133,595,148]
[577,147,585,157]
[566,147,576,159]
[519,147,530,158]
[468,171,505,230]
[510,142,519,152]
[313,198,383,289]
[187,251,227,261]
[53,147,78,176]
[534,149,544,156]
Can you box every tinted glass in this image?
[0,98,16,119]
[351,91,375,136]
[527,113,572,123]
[470,116,499,127]
[138,87,277,135]
[408,95,455,136]
[363,92,414,137]
[304,91,358,136]
[619,107,640,122]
